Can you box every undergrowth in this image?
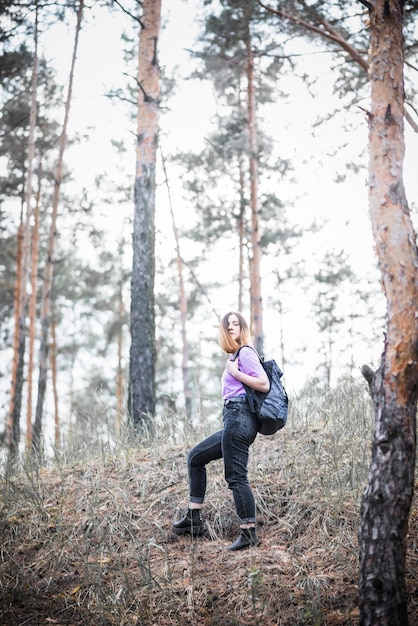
[1,380,417,625]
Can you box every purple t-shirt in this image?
[222,346,264,400]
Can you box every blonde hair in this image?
[219,311,254,354]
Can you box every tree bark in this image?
[26,170,41,449]
[6,210,24,455]
[50,316,59,448]
[359,2,418,624]
[6,2,39,457]
[238,159,245,313]
[245,26,264,354]
[161,148,192,422]
[128,0,161,425]
[116,242,125,435]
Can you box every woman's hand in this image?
[226,358,270,393]
[226,358,239,377]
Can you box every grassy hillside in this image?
[1,383,418,625]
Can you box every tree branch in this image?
[405,109,418,132]
[361,364,375,390]
[257,0,418,132]
[121,72,156,103]
[105,91,137,106]
[112,0,144,27]
[358,0,374,10]
[257,0,346,48]
[317,16,368,71]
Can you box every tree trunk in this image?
[116,239,125,435]
[6,3,39,457]
[359,2,418,624]
[274,270,286,370]
[161,148,192,423]
[128,0,161,426]
[32,0,84,450]
[238,157,246,313]
[50,316,60,448]
[6,210,24,456]
[26,170,41,449]
[245,28,264,354]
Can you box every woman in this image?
[172,311,270,551]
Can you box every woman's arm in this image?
[226,358,270,392]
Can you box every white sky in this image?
[32,0,418,395]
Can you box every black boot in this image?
[172,508,205,537]
[227,527,259,551]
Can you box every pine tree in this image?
[184,0,292,350]
[128,0,162,426]
[6,1,39,457]
[312,249,354,388]
[359,2,418,623]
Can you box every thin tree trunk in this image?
[161,146,192,422]
[116,241,125,435]
[238,159,246,313]
[67,349,76,448]
[359,2,418,624]
[50,316,59,448]
[6,210,24,455]
[116,320,124,435]
[274,270,286,370]
[237,83,246,313]
[128,0,161,426]
[32,0,84,450]
[26,168,41,449]
[6,3,39,457]
[245,27,264,354]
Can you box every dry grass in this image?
[1,382,418,625]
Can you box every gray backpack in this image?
[233,346,288,435]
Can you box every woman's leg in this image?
[172,430,223,536]
[222,405,258,523]
[188,430,223,503]
[222,404,259,549]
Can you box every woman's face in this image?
[227,313,241,342]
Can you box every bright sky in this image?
[36,0,418,393]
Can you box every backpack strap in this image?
[231,345,261,414]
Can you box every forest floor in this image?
[1,399,418,625]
